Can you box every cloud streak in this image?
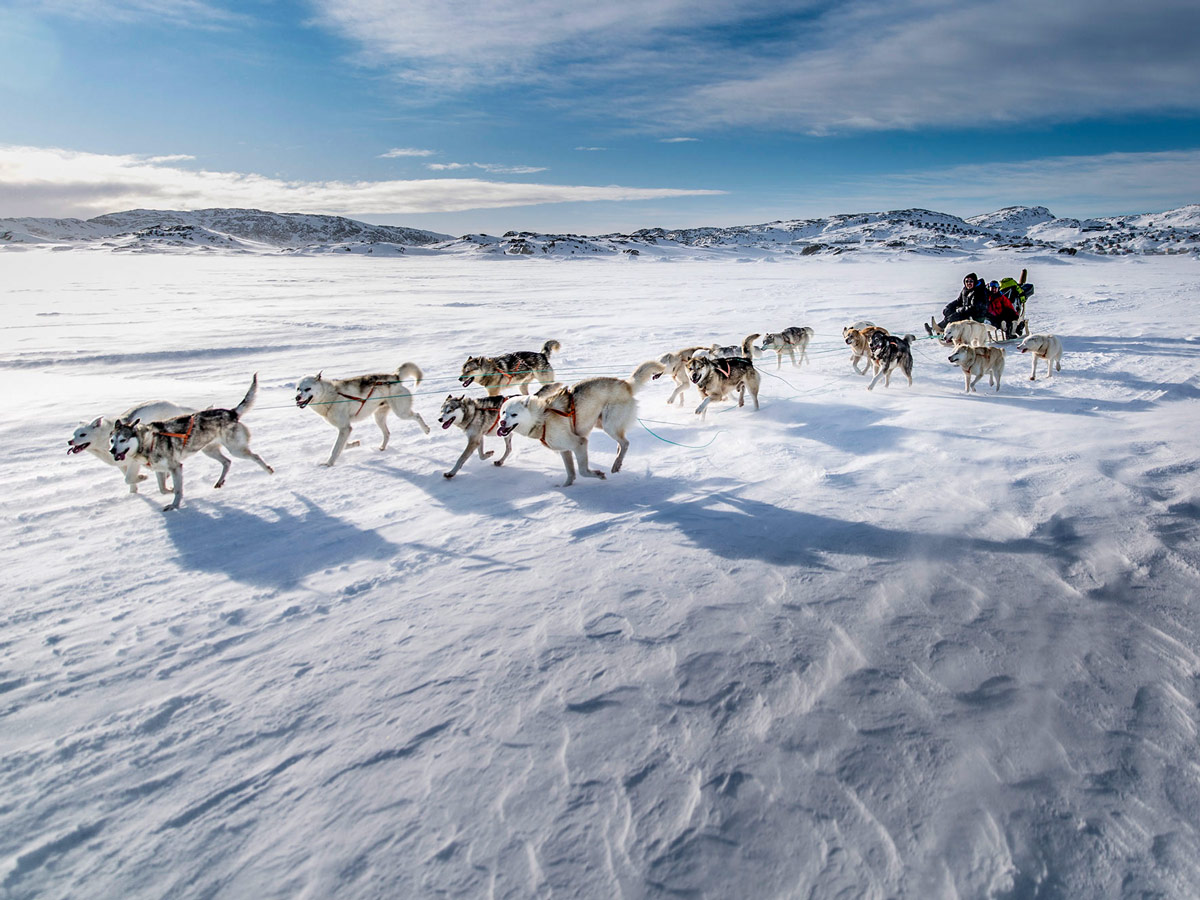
[0,145,723,218]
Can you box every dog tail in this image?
[234,373,259,418]
[396,361,423,386]
[741,333,761,358]
[627,360,666,391]
[542,339,561,358]
[902,334,916,346]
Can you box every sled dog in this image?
[460,340,560,396]
[295,362,430,466]
[759,326,813,369]
[948,345,1005,393]
[845,324,889,375]
[497,361,664,486]
[69,401,195,493]
[110,375,274,511]
[866,332,915,390]
[940,319,991,349]
[688,355,761,419]
[710,333,761,360]
[1019,334,1063,380]
[658,346,707,405]
[438,394,514,478]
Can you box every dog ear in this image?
[89,416,103,428]
[316,370,323,381]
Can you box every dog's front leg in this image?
[324,426,354,466]
[493,435,513,467]
[695,395,712,419]
[444,439,477,478]
[1030,356,1039,381]
[123,461,142,494]
[559,451,577,486]
[867,368,886,391]
[163,466,184,511]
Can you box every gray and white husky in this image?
[438,394,514,478]
[460,340,560,396]
[69,401,195,493]
[866,332,915,391]
[708,333,761,360]
[688,356,761,419]
[110,376,274,511]
[498,361,664,486]
[295,362,430,466]
[758,326,813,369]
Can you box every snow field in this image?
[2,252,1199,898]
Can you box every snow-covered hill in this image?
[3,204,1199,258]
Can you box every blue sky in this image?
[2,0,1199,234]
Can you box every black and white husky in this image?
[110,376,274,511]
[459,340,560,396]
[69,401,194,493]
[438,394,514,478]
[758,326,813,369]
[295,362,430,466]
[866,332,915,391]
[708,333,761,360]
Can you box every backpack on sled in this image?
[998,270,1034,336]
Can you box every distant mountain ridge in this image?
[2,204,1198,258]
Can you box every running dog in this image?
[658,345,707,405]
[948,345,1005,393]
[688,355,761,419]
[844,324,889,375]
[866,332,915,390]
[295,362,430,466]
[709,333,761,360]
[459,340,560,396]
[758,326,813,369]
[497,361,664,486]
[1019,334,1063,380]
[69,401,194,493]
[438,394,514,478]
[939,319,991,348]
[110,375,274,511]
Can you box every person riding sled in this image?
[984,280,1021,339]
[925,273,990,335]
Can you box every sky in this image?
[1,0,1199,235]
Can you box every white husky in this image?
[1019,334,1063,380]
[295,362,430,466]
[498,361,664,485]
[68,401,195,493]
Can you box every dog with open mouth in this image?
[69,401,195,493]
[459,340,560,396]
[438,394,515,478]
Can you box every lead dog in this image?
[948,345,1005,393]
[110,375,274,511]
[658,345,707,405]
[438,394,514,478]
[688,355,760,419]
[1019,334,1063,380]
[759,326,813,369]
[939,319,991,349]
[460,340,560,396]
[844,324,889,375]
[69,401,195,493]
[866,332,915,390]
[295,362,430,466]
[497,361,664,486]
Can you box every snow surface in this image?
[2,251,1200,899]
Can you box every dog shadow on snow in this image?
[159,492,398,588]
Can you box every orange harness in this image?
[336,380,395,416]
[538,392,578,447]
[154,415,196,450]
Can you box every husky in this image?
[1019,334,1063,380]
[866,332,915,391]
[948,345,1005,393]
[709,333,761,359]
[460,340,560,396]
[295,362,430,466]
[69,401,194,493]
[438,394,515,478]
[497,361,664,486]
[658,346,707,405]
[758,326,813,369]
[844,324,888,375]
[939,319,991,349]
[688,355,761,419]
[110,375,274,511]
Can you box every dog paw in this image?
[137,474,148,482]
[493,460,504,467]
[443,472,454,479]
[593,470,607,479]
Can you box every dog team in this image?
[68,306,1062,509]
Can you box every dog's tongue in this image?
[441,419,453,430]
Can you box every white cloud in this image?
[379,148,437,158]
[575,147,607,152]
[659,137,699,144]
[0,145,723,218]
[427,162,549,175]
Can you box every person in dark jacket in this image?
[926,273,990,335]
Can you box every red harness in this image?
[535,391,578,447]
[155,415,196,449]
[336,380,391,416]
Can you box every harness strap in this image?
[336,382,381,416]
[156,415,196,449]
